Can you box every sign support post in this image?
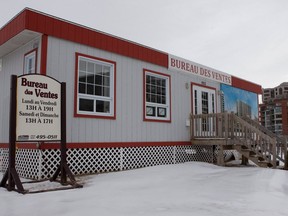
[0,75,25,193]
[50,83,78,185]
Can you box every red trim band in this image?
[232,76,262,94]
[40,34,48,75]
[0,141,191,150]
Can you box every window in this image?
[201,92,209,114]
[24,49,37,74]
[76,53,116,118]
[144,69,171,122]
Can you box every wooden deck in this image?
[190,112,288,169]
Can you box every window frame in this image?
[143,69,171,122]
[23,48,37,74]
[74,53,116,119]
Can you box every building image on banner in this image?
[220,84,259,120]
[0,8,263,180]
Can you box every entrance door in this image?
[192,84,216,136]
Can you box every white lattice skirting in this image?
[0,145,215,180]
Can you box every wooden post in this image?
[60,82,67,183]
[216,112,228,166]
[217,145,224,166]
[284,136,288,170]
[272,138,277,168]
[0,75,25,193]
[241,155,249,165]
[224,112,229,140]
[190,113,194,140]
[218,113,223,137]
[284,151,288,170]
[51,83,80,187]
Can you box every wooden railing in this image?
[190,112,288,168]
[241,115,288,165]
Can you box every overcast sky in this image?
[1,0,288,88]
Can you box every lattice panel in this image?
[0,148,7,173]
[17,149,41,179]
[67,148,121,175]
[40,148,122,179]
[40,149,60,179]
[176,145,214,163]
[122,146,174,170]
[1,145,218,180]
[0,148,41,179]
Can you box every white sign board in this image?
[16,74,61,141]
[169,54,232,85]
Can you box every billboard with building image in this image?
[220,84,258,119]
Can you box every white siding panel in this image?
[0,37,42,143]
[46,37,221,144]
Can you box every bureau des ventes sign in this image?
[16,74,61,142]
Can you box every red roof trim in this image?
[232,76,262,94]
[0,10,27,46]
[1,8,262,94]
[23,9,168,68]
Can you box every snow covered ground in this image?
[1,162,288,216]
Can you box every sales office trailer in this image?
[0,8,262,180]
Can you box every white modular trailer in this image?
[0,8,262,179]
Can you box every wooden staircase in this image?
[230,144,273,168]
[190,112,288,169]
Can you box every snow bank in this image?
[0,162,288,216]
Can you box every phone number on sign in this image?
[30,135,58,140]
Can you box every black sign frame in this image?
[0,75,81,193]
